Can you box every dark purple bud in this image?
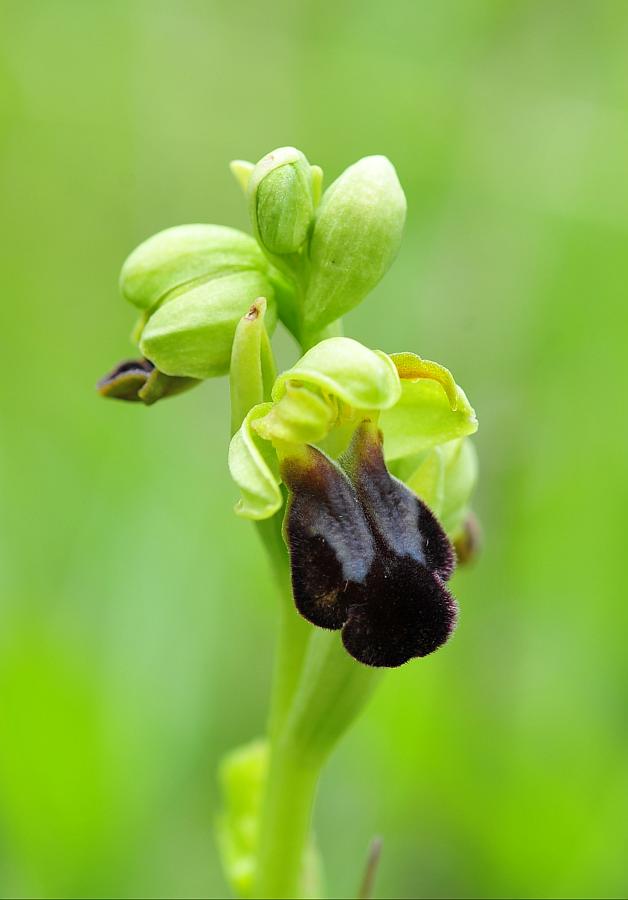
[97,359,199,405]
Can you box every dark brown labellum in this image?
[281,421,457,667]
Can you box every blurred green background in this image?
[1,0,627,897]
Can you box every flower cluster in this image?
[99,146,479,668]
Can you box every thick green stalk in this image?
[254,320,382,899]
[255,625,381,898]
[255,741,320,899]
[255,514,311,740]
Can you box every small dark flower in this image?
[281,420,457,667]
[97,358,199,405]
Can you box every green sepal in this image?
[228,404,282,520]
[230,159,255,194]
[303,155,406,335]
[403,445,447,516]
[230,297,277,435]
[380,353,477,461]
[404,438,478,538]
[439,437,478,536]
[310,165,324,208]
[120,224,271,312]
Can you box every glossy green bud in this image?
[120,224,272,312]
[139,270,278,380]
[248,147,315,256]
[304,156,406,333]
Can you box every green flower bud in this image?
[304,156,407,333]
[248,147,315,257]
[139,270,278,380]
[120,224,272,312]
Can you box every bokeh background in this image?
[1,0,627,897]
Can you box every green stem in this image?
[255,513,311,740]
[255,624,381,898]
[255,743,320,899]
[253,325,379,900]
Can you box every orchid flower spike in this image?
[229,337,478,667]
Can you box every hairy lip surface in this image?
[282,422,457,668]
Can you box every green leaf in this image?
[228,404,282,520]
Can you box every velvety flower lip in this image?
[281,420,458,668]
